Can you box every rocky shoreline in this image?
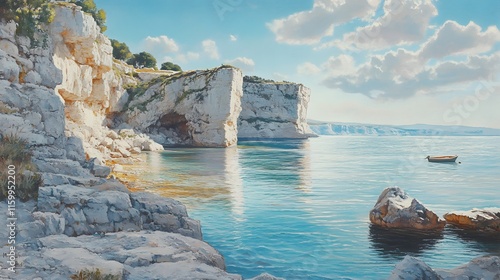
[0,3,299,279]
[371,187,500,279]
[1,2,498,280]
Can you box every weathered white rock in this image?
[436,255,500,280]
[124,66,243,147]
[238,79,315,139]
[444,208,500,232]
[249,273,286,280]
[390,255,500,280]
[388,256,441,280]
[0,231,239,280]
[370,187,446,230]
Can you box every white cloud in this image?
[230,35,237,41]
[164,52,200,65]
[297,62,321,75]
[322,55,356,76]
[143,35,179,53]
[419,21,500,60]
[338,0,438,50]
[322,51,500,99]
[202,39,220,60]
[320,19,500,100]
[267,0,380,45]
[225,57,255,72]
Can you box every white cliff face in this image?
[125,66,243,147]
[238,81,315,139]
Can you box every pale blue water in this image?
[136,136,500,279]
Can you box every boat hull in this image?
[426,156,458,163]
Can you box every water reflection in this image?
[368,225,443,259]
[446,227,500,255]
[239,139,312,193]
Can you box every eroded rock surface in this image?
[124,66,243,147]
[390,255,500,280]
[444,208,500,232]
[238,79,315,139]
[370,187,446,230]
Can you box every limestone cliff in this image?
[238,77,315,139]
[122,66,243,147]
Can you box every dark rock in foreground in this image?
[370,187,446,230]
[390,255,500,280]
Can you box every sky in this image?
[95,0,500,128]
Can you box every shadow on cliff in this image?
[445,227,500,255]
[368,225,444,259]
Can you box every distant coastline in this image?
[308,121,500,136]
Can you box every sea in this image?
[127,136,500,279]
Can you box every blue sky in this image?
[95,0,500,128]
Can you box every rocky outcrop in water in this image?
[389,255,500,280]
[370,187,446,230]
[444,208,500,232]
[238,77,315,139]
[123,66,243,147]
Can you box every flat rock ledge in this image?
[370,187,446,230]
[389,255,500,280]
[444,208,500,232]
[6,231,241,280]
[36,184,202,239]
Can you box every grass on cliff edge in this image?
[0,134,42,202]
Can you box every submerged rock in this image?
[370,187,446,230]
[444,208,500,232]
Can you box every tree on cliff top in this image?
[110,39,133,61]
[0,0,55,46]
[160,62,182,71]
[127,52,157,69]
[70,0,106,32]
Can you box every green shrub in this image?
[69,0,106,32]
[0,0,55,47]
[0,134,42,202]
[127,52,157,69]
[160,62,182,71]
[70,268,121,280]
[110,39,133,61]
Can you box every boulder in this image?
[388,256,441,280]
[436,255,500,280]
[444,208,500,232]
[369,187,446,230]
[249,273,285,280]
[390,255,500,280]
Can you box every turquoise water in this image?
[136,136,500,279]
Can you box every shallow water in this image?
[131,136,500,279]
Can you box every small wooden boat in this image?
[426,155,458,163]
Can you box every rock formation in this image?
[390,255,500,280]
[238,77,315,139]
[444,208,500,232]
[369,187,446,230]
[122,66,242,147]
[388,256,441,280]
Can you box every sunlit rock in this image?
[444,208,500,232]
[370,187,446,230]
[238,78,315,139]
